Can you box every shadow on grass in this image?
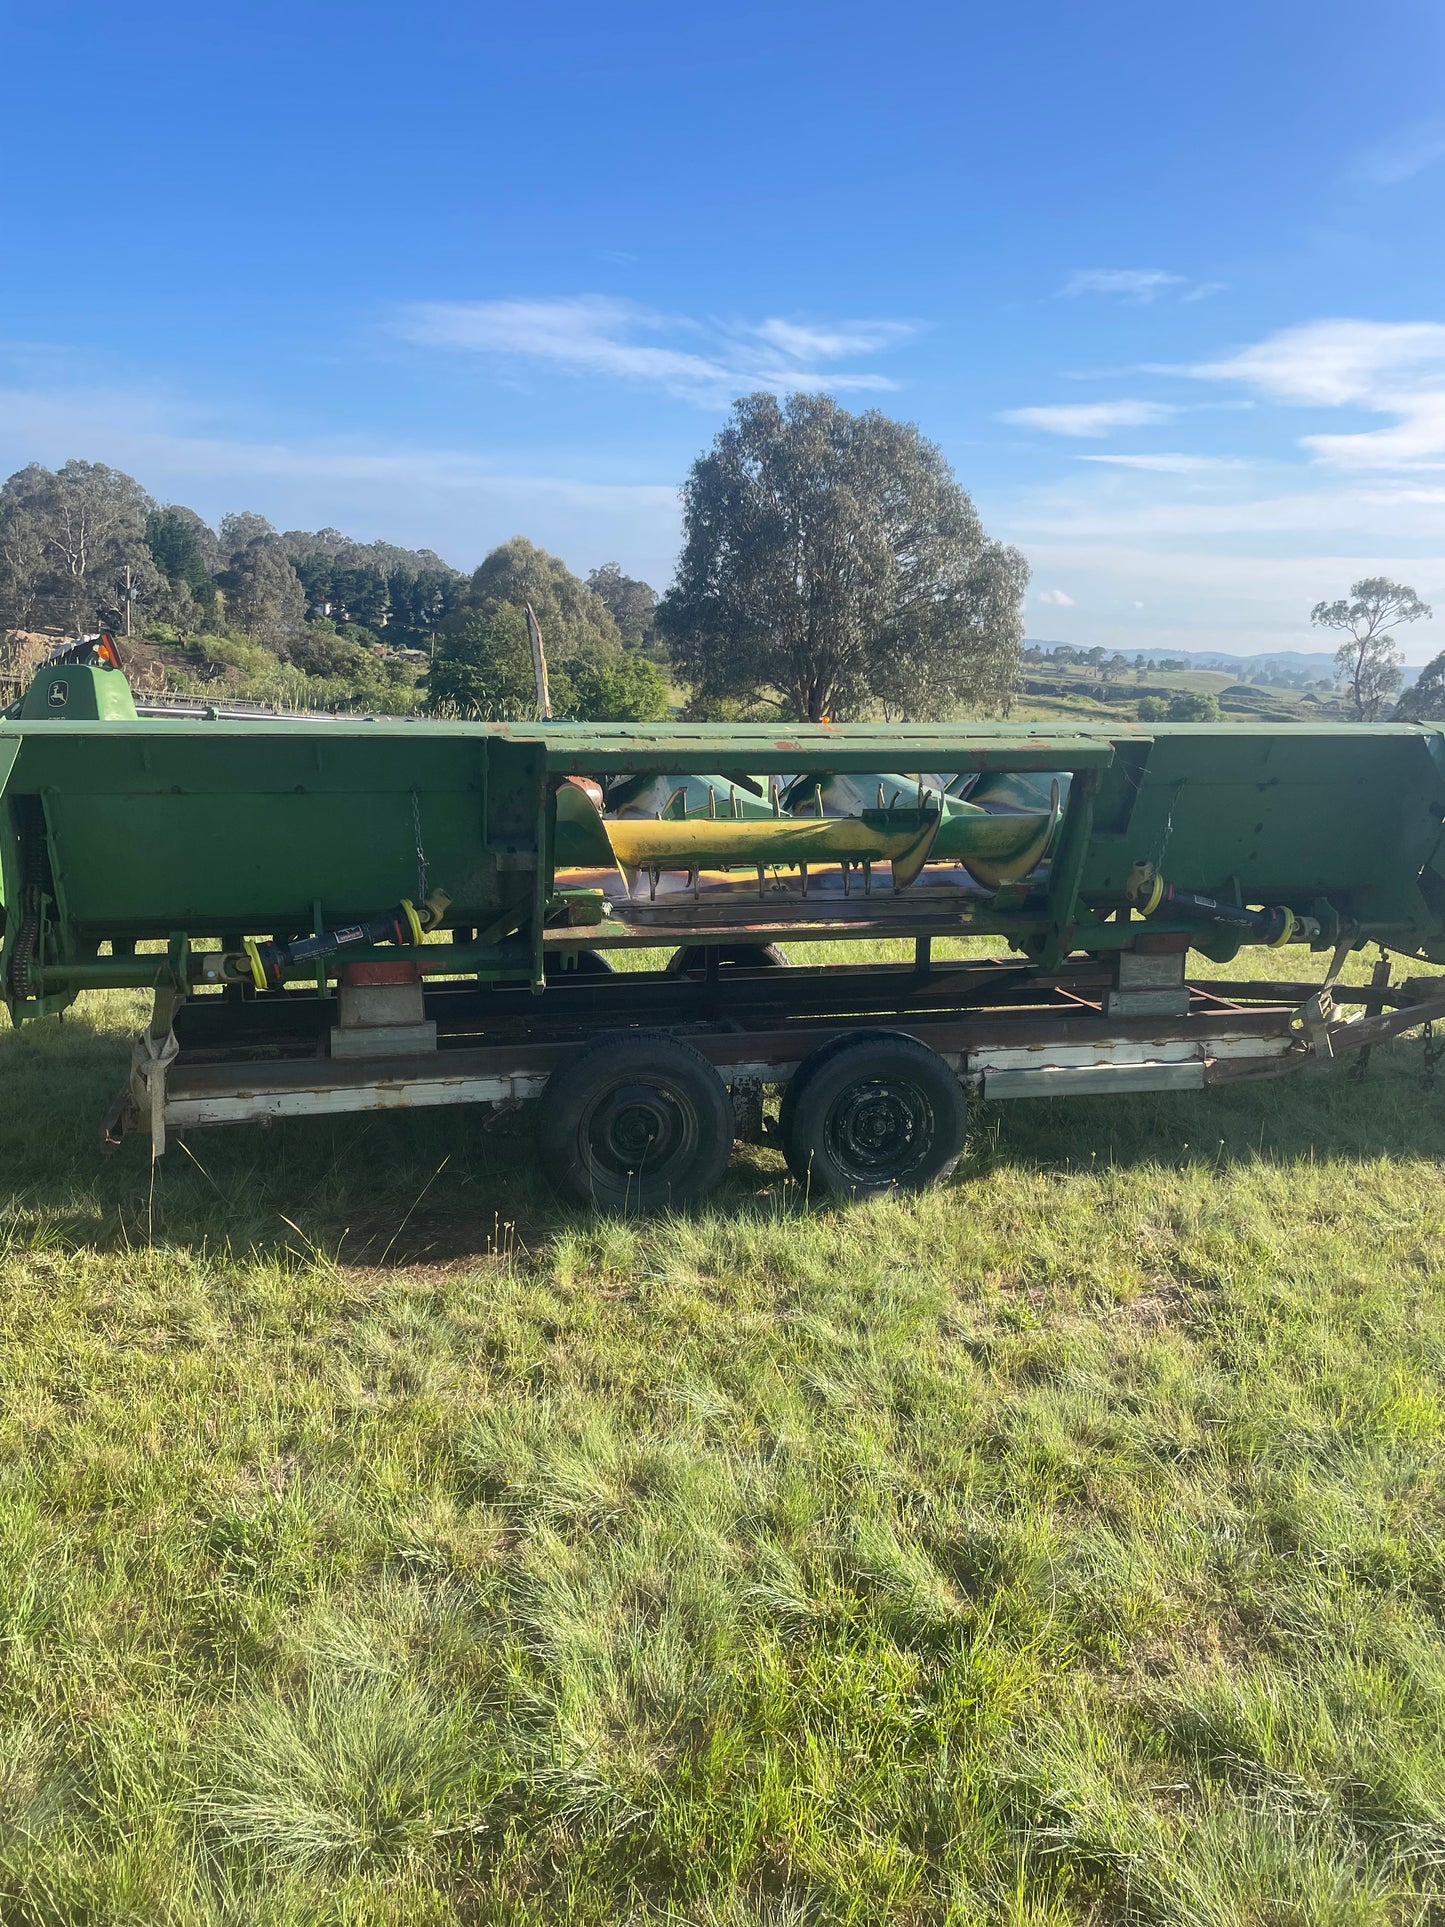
[2,1005,1442,1266]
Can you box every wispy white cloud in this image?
[1036,587,1075,606]
[1190,319,1445,406]
[999,399,1177,438]
[997,316,1445,653]
[1059,268,1225,305]
[752,317,918,361]
[1189,319,1445,469]
[1351,121,1445,187]
[1008,473,1445,543]
[0,382,683,580]
[397,295,920,405]
[401,298,722,395]
[1013,540,1445,657]
[1061,269,1184,302]
[1079,452,1251,473]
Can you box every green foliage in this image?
[681,689,785,722]
[196,1674,483,1875]
[1312,577,1432,721]
[586,561,660,653]
[562,645,670,722]
[0,460,159,632]
[184,631,278,680]
[465,536,622,658]
[285,531,464,648]
[145,505,220,617]
[150,628,421,715]
[1396,651,1445,722]
[426,601,539,718]
[429,592,671,722]
[0,464,458,714]
[220,509,277,554]
[661,393,1028,722]
[1167,689,1222,721]
[1136,695,1170,720]
[283,622,376,681]
[220,539,307,649]
[429,539,660,720]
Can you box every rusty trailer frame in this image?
[104,956,1445,1161]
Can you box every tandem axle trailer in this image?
[104,946,1445,1207]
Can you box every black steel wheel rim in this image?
[583,1078,697,1183]
[824,1077,934,1184]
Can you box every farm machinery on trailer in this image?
[4,636,1445,1207]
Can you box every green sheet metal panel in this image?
[14,661,138,722]
[1,720,546,938]
[529,720,1120,776]
[1081,724,1445,923]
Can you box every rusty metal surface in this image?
[133,975,1445,1147]
[162,997,1301,1103]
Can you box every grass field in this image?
[3,945,1445,1924]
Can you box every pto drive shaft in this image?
[196,890,452,989]
[1130,866,1318,947]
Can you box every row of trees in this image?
[0,394,1035,722]
[0,463,470,656]
[7,424,1442,729]
[0,460,672,717]
[1032,644,1193,675]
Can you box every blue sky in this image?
[3,0,1444,657]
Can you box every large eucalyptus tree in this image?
[660,393,1028,722]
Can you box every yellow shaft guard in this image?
[242,935,267,991]
[1267,905,1297,947]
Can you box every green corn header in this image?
[5,644,1445,1205]
[4,654,1445,1020]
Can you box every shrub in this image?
[1168,690,1222,722]
[562,647,671,722]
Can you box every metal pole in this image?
[525,601,551,720]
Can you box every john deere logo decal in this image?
[46,680,68,709]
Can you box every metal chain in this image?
[1352,950,1392,1081]
[410,789,428,904]
[1424,1019,1443,1094]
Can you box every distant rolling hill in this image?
[1024,640,1423,689]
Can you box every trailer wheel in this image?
[539,1031,734,1212]
[780,1030,966,1200]
[666,943,790,975]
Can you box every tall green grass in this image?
[2,949,1444,1922]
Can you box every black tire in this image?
[777,1026,874,1149]
[538,1030,734,1212]
[544,948,615,979]
[665,943,790,976]
[780,1030,967,1200]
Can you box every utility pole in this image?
[123,562,133,638]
